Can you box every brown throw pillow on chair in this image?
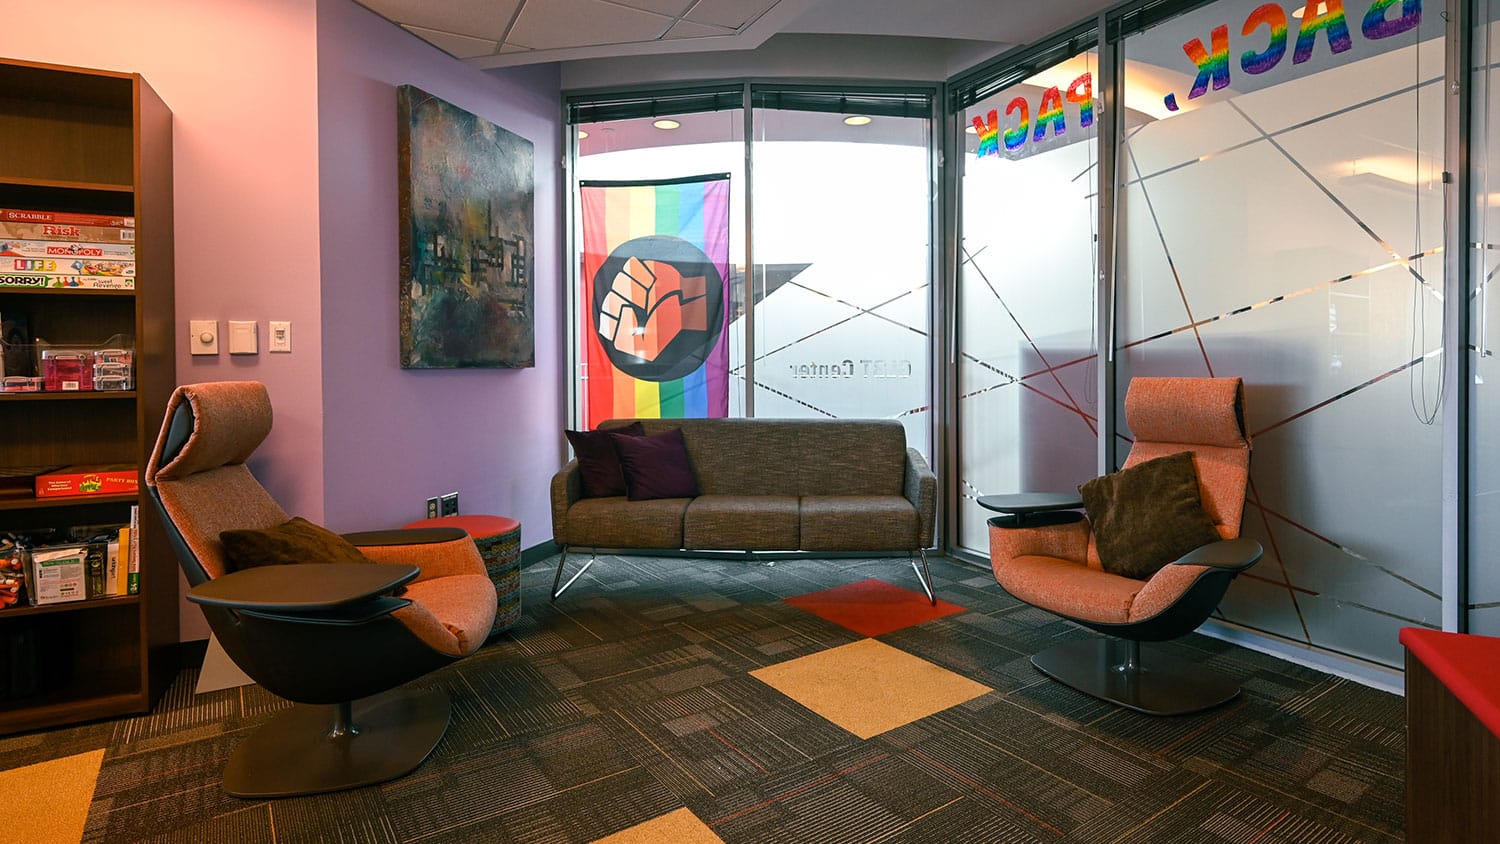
[220,517,373,573]
[1078,451,1221,579]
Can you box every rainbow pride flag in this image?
[580,175,731,429]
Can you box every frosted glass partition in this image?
[1118,0,1442,667]
[1472,7,1500,635]
[955,52,1101,553]
[749,110,933,456]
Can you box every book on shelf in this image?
[114,527,130,596]
[127,505,139,595]
[84,541,106,599]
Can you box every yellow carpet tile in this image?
[0,748,104,844]
[751,638,992,739]
[591,807,724,844]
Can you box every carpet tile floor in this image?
[0,553,1405,843]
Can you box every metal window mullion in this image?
[1444,0,1474,632]
[940,90,962,556]
[1097,13,1121,474]
[563,104,581,432]
[743,82,755,418]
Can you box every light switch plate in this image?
[269,320,291,353]
[228,320,258,355]
[189,320,219,355]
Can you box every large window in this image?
[569,86,936,458]
[750,89,933,454]
[955,50,1102,553]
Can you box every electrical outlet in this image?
[425,497,440,520]
[440,492,459,517]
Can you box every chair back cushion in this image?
[147,382,288,581]
[1122,376,1250,538]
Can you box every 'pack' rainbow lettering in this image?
[972,110,999,157]
[1032,86,1066,142]
[1293,0,1352,64]
[1240,4,1288,75]
[1003,97,1029,152]
[1361,0,1421,40]
[1065,73,1094,128]
[1184,24,1231,100]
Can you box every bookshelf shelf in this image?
[0,391,137,402]
[0,176,134,194]
[0,493,138,512]
[0,57,176,733]
[0,593,141,620]
[0,288,135,298]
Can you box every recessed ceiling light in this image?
[578,129,589,139]
[843,115,872,126]
[964,125,978,135]
[653,119,680,130]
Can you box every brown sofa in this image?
[549,417,937,601]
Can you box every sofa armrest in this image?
[903,447,937,547]
[551,459,582,545]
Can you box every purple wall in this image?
[315,0,566,536]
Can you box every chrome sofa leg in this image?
[551,545,594,602]
[910,547,935,605]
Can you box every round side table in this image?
[403,515,521,637]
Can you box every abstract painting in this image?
[398,85,534,368]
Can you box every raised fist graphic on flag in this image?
[591,235,725,382]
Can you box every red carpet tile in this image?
[785,578,966,637]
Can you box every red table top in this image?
[1401,628,1500,739]
[401,514,519,538]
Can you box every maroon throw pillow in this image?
[565,422,645,498]
[610,427,701,501]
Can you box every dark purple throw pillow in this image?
[565,422,645,498]
[610,427,701,501]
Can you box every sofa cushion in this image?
[565,422,644,498]
[800,495,918,551]
[684,495,800,550]
[611,418,908,496]
[613,427,701,500]
[566,496,690,548]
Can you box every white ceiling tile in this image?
[663,19,735,39]
[359,0,521,41]
[612,0,695,15]
[401,24,499,59]
[511,0,673,49]
[498,42,533,53]
[683,0,778,30]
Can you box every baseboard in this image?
[521,540,560,567]
[1196,619,1405,696]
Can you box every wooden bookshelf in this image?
[0,58,176,734]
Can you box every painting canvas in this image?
[398,85,534,368]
